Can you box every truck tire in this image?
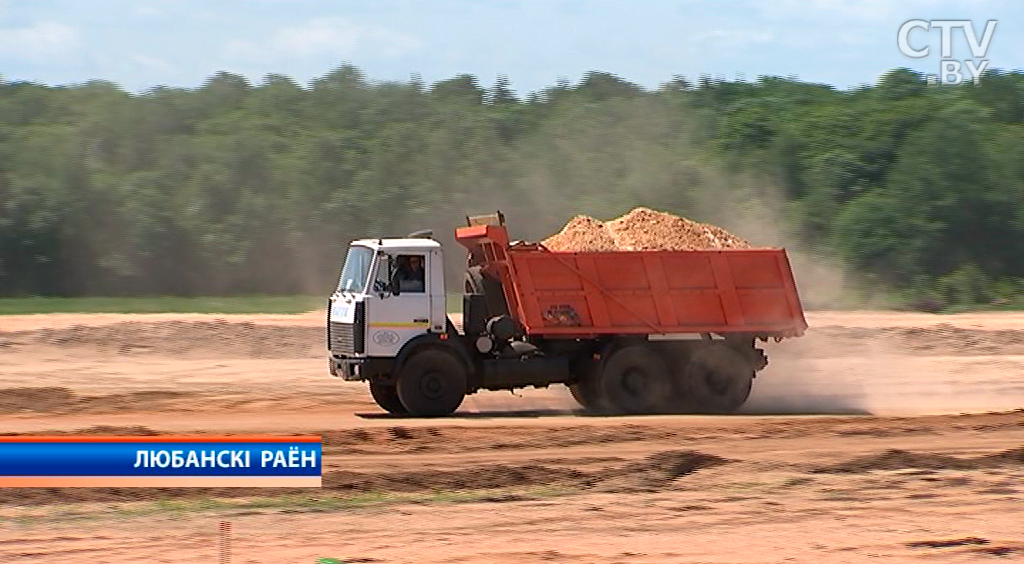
[568,383,596,411]
[396,349,467,417]
[565,358,611,413]
[677,343,753,413]
[599,345,672,414]
[568,377,611,413]
[369,382,407,415]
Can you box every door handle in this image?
[413,318,428,323]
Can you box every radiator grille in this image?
[328,301,365,354]
[330,321,355,353]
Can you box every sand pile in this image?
[542,207,751,252]
[542,215,618,252]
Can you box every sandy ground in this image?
[0,311,1022,563]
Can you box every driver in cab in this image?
[395,255,425,293]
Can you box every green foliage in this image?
[935,264,992,307]
[0,67,1023,310]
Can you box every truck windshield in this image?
[337,245,374,293]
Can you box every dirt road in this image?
[0,311,1022,563]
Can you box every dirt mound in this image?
[0,387,76,413]
[342,450,730,494]
[814,449,976,473]
[0,425,162,437]
[595,450,732,492]
[0,465,587,507]
[906,537,990,549]
[979,446,1024,465]
[0,320,322,358]
[0,465,586,507]
[319,424,677,455]
[812,447,1024,474]
[10,318,1024,360]
[325,464,587,493]
[774,324,1024,357]
[0,387,189,414]
[55,425,162,436]
[542,207,752,252]
[9,315,1024,361]
[0,450,727,507]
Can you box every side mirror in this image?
[378,253,399,296]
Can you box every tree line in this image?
[1,66,1022,310]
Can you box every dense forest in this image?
[1,66,1023,310]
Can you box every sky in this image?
[0,0,1020,95]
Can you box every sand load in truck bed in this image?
[542,207,752,252]
[455,209,806,337]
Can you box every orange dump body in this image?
[456,223,808,339]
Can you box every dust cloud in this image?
[459,386,580,416]
[672,168,988,416]
[748,323,1024,416]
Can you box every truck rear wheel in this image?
[568,374,612,413]
[369,382,407,415]
[599,345,671,414]
[677,344,753,413]
[396,349,467,417]
[566,358,612,413]
[568,383,601,412]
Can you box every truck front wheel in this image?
[396,349,467,417]
[677,343,753,413]
[369,382,407,415]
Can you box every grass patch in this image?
[939,300,1024,314]
[0,296,325,315]
[0,486,575,525]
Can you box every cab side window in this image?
[394,254,426,293]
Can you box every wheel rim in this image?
[683,347,752,411]
[621,368,648,397]
[702,367,731,396]
[420,371,446,400]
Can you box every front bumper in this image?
[329,355,366,381]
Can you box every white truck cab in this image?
[328,236,448,380]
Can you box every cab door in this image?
[365,251,434,357]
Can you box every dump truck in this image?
[328,212,807,417]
